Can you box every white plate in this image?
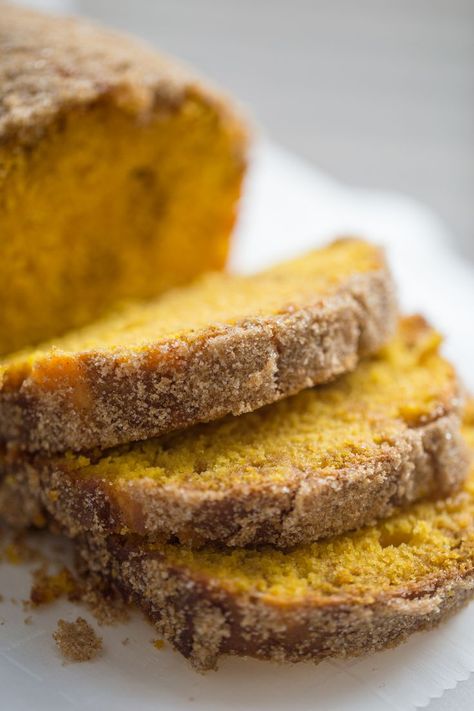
[1,142,474,711]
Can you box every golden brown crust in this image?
[0,4,245,149]
[0,412,468,547]
[0,258,397,454]
[77,534,474,671]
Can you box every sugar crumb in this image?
[53,617,103,663]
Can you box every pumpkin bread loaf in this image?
[0,239,396,454]
[0,4,247,355]
[0,317,467,547]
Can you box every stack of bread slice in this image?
[1,5,473,673]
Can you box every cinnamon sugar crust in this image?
[0,3,240,147]
[78,534,474,672]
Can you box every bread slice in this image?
[0,317,467,547]
[0,239,396,454]
[2,405,474,672]
[0,4,247,355]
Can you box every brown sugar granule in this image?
[153,639,165,650]
[53,617,103,662]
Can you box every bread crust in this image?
[1,411,468,547]
[0,4,245,149]
[77,533,474,672]
[0,252,397,454]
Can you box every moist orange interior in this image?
[0,94,244,356]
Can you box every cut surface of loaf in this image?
[0,239,396,453]
[0,317,467,547]
[0,3,247,355]
[75,405,474,671]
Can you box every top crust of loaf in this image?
[0,3,244,147]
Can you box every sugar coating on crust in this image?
[0,3,233,144]
[0,239,396,453]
